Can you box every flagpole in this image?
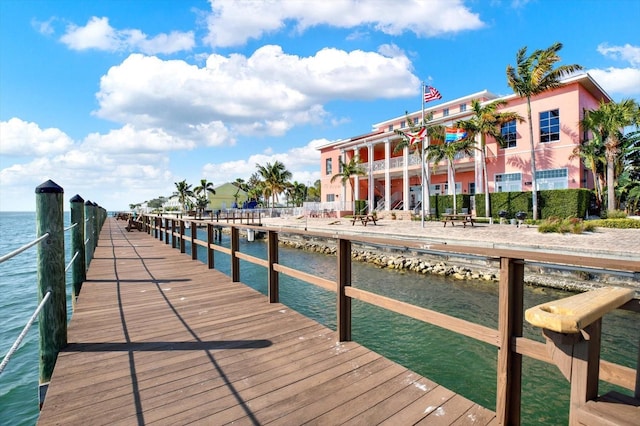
[421,82,426,228]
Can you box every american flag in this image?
[424,85,442,103]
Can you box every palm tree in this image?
[193,179,216,218]
[425,137,477,213]
[173,180,194,214]
[330,156,366,211]
[455,99,524,217]
[581,99,640,212]
[572,114,607,209]
[506,42,583,219]
[615,129,640,213]
[394,112,444,216]
[256,161,292,207]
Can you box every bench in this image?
[441,213,474,228]
[126,217,143,232]
[351,214,377,226]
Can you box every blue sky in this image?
[1,0,639,211]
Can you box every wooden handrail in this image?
[142,214,639,425]
[525,287,635,333]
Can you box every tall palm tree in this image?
[193,179,216,218]
[456,99,524,217]
[581,99,640,212]
[506,42,583,219]
[173,180,194,213]
[572,113,607,209]
[425,137,476,213]
[394,112,444,216]
[256,161,292,207]
[330,156,366,211]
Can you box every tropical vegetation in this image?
[330,156,366,210]
[506,42,583,220]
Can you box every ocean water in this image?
[1,212,637,424]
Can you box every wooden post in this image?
[169,219,175,248]
[35,180,67,397]
[83,200,94,268]
[231,226,240,282]
[207,223,214,269]
[179,220,186,253]
[164,218,169,245]
[337,238,352,341]
[92,202,100,248]
[268,230,279,303]
[191,221,197,260]
[568,320,601,425]
[496,257,524,425]
[69,195,86,309]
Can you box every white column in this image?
[367,142,374,213]
[403,146,409,211]
[384,139,391,211]
[340,150,347,208]
[353,148,360,204]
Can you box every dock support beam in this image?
[35,180,67,404]
[69,194,86,309]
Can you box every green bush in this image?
[589,218,640,229]
[476,189,591,220]
[603,210,628,219]
[538,217,595,234]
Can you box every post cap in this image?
[70,194,85,203]
[35,180,63,194]
[84,200,92,206]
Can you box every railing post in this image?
[496,256,524,425]
[83,200,94,268]
[35,180,67,402]
[207,223,214,269]
[337,238,352,341]
[268,230,279,303]
[179,220,185,253]
[69,195,86,309]
[92,202,100,248]
[171,219,177,248]
[231,226,240,282]
[164,218,170,245]
[191,221,197,260]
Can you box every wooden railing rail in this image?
[142,214,639,425]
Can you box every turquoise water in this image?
[1,213,637,424]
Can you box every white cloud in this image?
[204,0,484,47]
[588,68,640,96]
[60,16,194,54]
[201,138,328,185]
[0,118,74,156]
[597,43,640,67]
[94,46,417,144]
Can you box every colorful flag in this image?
[424,85,442,103]
[405,127,426,144]
[445,127,467,143]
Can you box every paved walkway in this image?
[261,216,640,261]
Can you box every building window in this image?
[388,124,394,132]
[536,168,568,190]
[500,119,517,148]
[540,109,560,143]
[460,103,467,112]
[326,194,335,202]
[400,120,406,128]
[443,108,449,117]
[325,158,332,175]
[495,172,522,192]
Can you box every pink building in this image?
[317,74,610,216]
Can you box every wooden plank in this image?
[37,218,497,425]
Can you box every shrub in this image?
[603,210,628,219]
[537,217,595,234]
[589,218,640,229]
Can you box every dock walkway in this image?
[38,218,496,425]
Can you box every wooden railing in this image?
[139,214,639,425]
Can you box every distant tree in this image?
[193,179,216,218]
[506,42,583,219]
[306,180,321,202]
[573,114,607,209]
[256,161,292,207]
[173,180,194,213]
[455,99,524,216]
[330,156,366,211]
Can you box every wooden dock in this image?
[38,218,496,425]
